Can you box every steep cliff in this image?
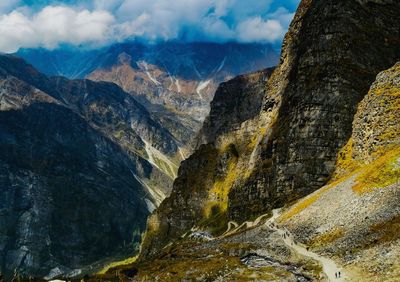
[51,77,179,184]
[0,56,151,279]
[140,68,274,259]
[0,54,188,279]
[139,0,400,261]
[280,61,400,281]
[102,60,400,281]
[228,0,400,222]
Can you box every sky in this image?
[0,0,301,53]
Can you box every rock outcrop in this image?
[139,0,400,261]
[228,0,400,222]
[351,62,400,162]
[281,61,400,281]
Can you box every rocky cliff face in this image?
[51,77,179,183]
[196,68,274,146]
[350,62,400,163]
[139,0,400,261]
[105,61,400,282]
[140,68,274,259]
[228,0,400,222]
[280,61,400,281]
[0,55,180,278]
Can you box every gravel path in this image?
[221,209,347,281]
[268,209,346,281]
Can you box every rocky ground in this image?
[280,177,400,281]
[94,215,324,282]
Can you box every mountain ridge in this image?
[18,42,279,153]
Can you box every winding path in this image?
[220,209,346,281]
[267,209,345,281]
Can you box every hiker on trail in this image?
[335,272,337,278]
[339,271,341,278]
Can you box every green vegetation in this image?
[132,242,243,282]
[97,256,138,275]
[198,207,229,236]
[279,192,322,222]
[352,147,400,194]
[332,138,359,179]
[199,144,239,235]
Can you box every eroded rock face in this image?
[140,0,400,259]
[351,62,400,162]
[0,103,149,278]
[196,68,274,147]
[281,62,400,281]
[228,0,400,222]
[0,55,174,278]
[50,77,178,186]
[140,69,274,259]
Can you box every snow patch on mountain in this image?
[141,61,161,85]
[196,80,211,99]
[175,78,182,93]
[143,139,178,179]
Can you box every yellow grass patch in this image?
[352,147,400,194]
[97,256,138,275]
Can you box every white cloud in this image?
[110,0,294,44]
[0,6,114,53]
[237,17,285,43]
[0,0,298,53]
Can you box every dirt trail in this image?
[220,209,346,281]
[269,209,346,281]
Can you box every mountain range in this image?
[0,42,278,278]
[18,42,279,153]
[0,0,399,281]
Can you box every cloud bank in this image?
[0,0,300,53]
